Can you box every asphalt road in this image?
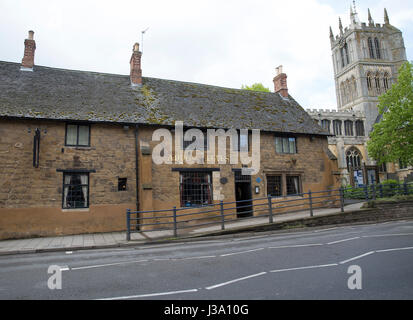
[1,220,413,300]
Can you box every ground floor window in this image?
[63,173,89,209]
[180,171,212,207]
[286,176,301,195]
[267,175,282,197]
[266,173,302,197]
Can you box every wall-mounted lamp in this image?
[255,186,260,194]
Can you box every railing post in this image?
[404,181,408,195]
[308,190,313,217]
[126,208,131,241]
[364,185,369,201]
[339,187,344,213]
[268,196,273,223]
[220,200,225,230]
[372,184,376,201]
[379,184,383,198]
[173,206,178,238]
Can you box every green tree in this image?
[367,61,413,166]
[241,83,270,92]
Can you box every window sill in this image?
[64,146,94,150]
[180,204,214,209]
[62,208,90,212]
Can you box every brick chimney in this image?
[130,42,142,86]
[273,65,288,98]
[21,30,36,71]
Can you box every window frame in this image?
[65,123,91,147]
[344,120,354,136]
[266,175,283,198]
[355,120,365,137]
[118,178,128,191]
[286,175,302,196]
[333,120,342,136]
[179,171,213,208]
[321,120,331,134]
[62,172,90,209]
[275,136,297,154]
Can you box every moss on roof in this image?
[0,60,328,135]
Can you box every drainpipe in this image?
[134,124,140,230]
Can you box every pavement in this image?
[0,202,367,255]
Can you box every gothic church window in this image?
[344,120,354,136]
[346,148,362,170]
[374,38,381,59]
[333,120,342,136]
[350,76,357,101]
[375,72,381,95]
[355,120,365,136]
[368,37,375,59]
[321,120,331,133]
[367,72,373,94]
[383,73,390,91]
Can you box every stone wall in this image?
[0,119,137,239]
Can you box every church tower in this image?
[330,4,407,133]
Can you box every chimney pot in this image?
[273,66,289,98]
[21,30,36,70]
[130,42,142,86]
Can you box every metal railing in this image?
[126,182,413,240]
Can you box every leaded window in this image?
[346,148,362,170]
[267,175,282,197]
[286,176,301,196]
[180,172,212,207]
[63,173,89,209]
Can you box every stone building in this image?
[0,32,338,239]
[308,6,412,186]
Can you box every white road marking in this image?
[376,246,413,253]
[220,248,264,257]
[65,251,73,254]
[59,266,70,272]
[339,251,375,264]
[97,288,199,300]
[313,227,338,233]
[70,259,148,271]
[176,255,216,261]
[270,263,338,273]
[205,272,267,290]
[327,237,360,245]
[267,244,323,249]
[362,233,413,238]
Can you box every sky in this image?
[0,0,412,110]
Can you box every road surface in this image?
[0,220,412,300]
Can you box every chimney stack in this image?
[21,30,36,70]
[130,42,142,86]
[273,66,288,98]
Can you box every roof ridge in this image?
[0,60,129,79]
